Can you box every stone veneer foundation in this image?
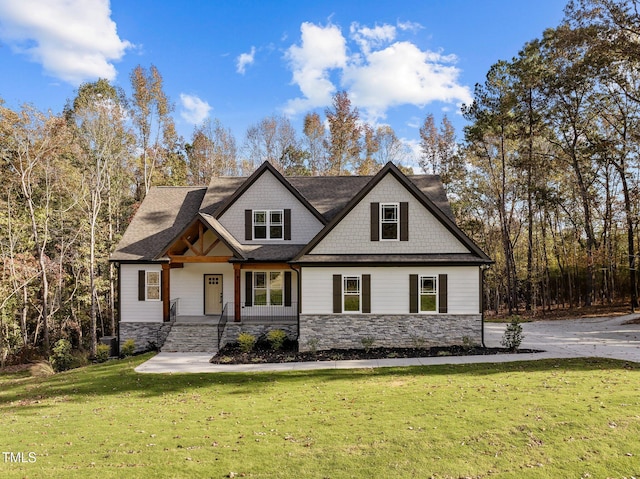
[220,321,297,349]
[298,314,482,352]
[119,322,173,354]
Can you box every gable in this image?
[217,169,324,244]
[308,173,471,255]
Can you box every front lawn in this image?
[1,355,639,478]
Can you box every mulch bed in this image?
[210,343,541,365]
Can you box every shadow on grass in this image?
[1,354,638,408]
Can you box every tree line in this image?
[2,0,639,362]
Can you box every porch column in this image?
[234,264,241,322]
[162,263,170,322]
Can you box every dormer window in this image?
[245,209,291,241]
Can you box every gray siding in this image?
[218,171,324,244]
[311,174,469,255]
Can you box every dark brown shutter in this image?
[362,274,371,313]
[438,274,448,313]
[333,274,342,313]
[138,270,146,301]
[370,202,379,241]
[284,271,292,307]
[409,274,418,313]
[245,209,252,240]
[284,209,291,240]
[245,271,253,306]
[400,202,409,241]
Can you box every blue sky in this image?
[0,0,567,168]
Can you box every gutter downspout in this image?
[289,264,301,341]
[116,262,121,356]
[480,265,487,348]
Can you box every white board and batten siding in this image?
[218,170,324,245]
[301,266,480,315]
[120,263,163,322]
[310,174,469,255]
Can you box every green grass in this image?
[1,355,639,478]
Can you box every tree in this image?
[373,125,405,166]
[463,61,521,314]
[302,112,328,175]
[186,118,238,185]
[325,91,361,175]
[1,104,73,351]
[130,65,175,199]
[564,0,640,309]
[243,114,298,173]
[419,114,464,192]
[541,26,602,306]
[68,79,132,355]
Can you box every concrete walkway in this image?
[135,313,640,373]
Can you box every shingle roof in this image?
[294,253,490,265]
[111,187,206,261]
[111,164,464,263]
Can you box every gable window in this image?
[419,276,437,312]
[380,203,399,240]
[247,209,289,240]
[371,202,408,241]
[253,271,284,306]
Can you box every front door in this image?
[204,274,223,315]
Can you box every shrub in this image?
[306,338,319,354]
[49,339,74,372]
[410,335,427,349]
[266,329,287,350]
[462,336,475,351]
[237,333,256,353]
[29,361,55,377]
[361,336,375,352]
[95,344,110,363]
[501,316,524,351]
[121,339,136,357]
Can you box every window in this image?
[419,275,437,312]
[380,203,399,240]
[253,210,283,240]
[253,271,283,306]
[343,276,361,312]
[146,271,161,301]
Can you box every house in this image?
[110,161,492,353]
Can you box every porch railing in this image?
[218,302,229,349]
[223,302,298,323]
[169,298,179,322]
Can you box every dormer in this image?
[213,162,325,245]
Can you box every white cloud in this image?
[350,22,396,55]
[236,46,256,74]
[0,0,131,85]
[344,41,472,123]
[283,22,347,114]
[180,93,211,125]
[283,21,471,122]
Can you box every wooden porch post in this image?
[234,264,241,322]
[162,263,170,322]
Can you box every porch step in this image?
[161,323,219,353]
